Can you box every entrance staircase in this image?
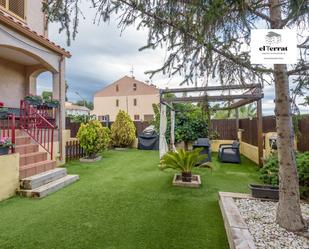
[15,130,79,198]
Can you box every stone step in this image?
[15,144,39,155]
[15,136,31,146]
[19,175,79,198]
[19,160,56,179]
[20,168,67,190]
[20,152,47,166]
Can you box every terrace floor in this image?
[0,150,261,249]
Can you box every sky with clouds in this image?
[37,3,308,116]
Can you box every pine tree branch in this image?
[287,64,309,76]
[115,0,274,75]
[246,6,272,23]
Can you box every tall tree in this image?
[45,0,309,231]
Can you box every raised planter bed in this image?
[219,192,309,249]
[80,155,102,163]
[172,173,201,188]
[249,184,279,200]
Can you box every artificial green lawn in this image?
[0,150,261,249]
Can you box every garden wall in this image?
[0,153,19,201]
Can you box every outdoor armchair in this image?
[218,141,241,163]
[193,138,212,164]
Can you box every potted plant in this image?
[160,148,212,183]
[251,153,309,200]
[0,137,14,155]
[111,110,136,149]
[77,120,111,162]
[44,99,59,108]
[24,95,43,106]
[0,106,9,119]
[250,154,280,199]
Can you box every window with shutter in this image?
[0,0,26,20]
[0,0,6,8]
[8,0,25,19]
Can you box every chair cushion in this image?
[232,141,240,148]
[222,148,236,155]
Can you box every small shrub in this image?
[111,110,136,148]
[260,152,309,199]
[77,120,110,158]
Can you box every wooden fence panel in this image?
[239,118,258,146]
[66,117,150,138]
[210,119,237,140]
[65,140,86,161]
[65,116,309,152]
[298,117,309,152]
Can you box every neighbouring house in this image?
[92,76,160,122]
[65,102,90,116]
[0,0,78,200]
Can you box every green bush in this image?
[111,110,136,148]
[77,120,110,157]
[260,152,309,199]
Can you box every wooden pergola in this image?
[160,83,264,166]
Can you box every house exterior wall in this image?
[26,0,46,36]
[0,57,26,107]
[93,76,160,122]
[93,94,159,122]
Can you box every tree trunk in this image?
[269,0,305,231]
[274,64,305,231]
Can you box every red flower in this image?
[0,102,4,107]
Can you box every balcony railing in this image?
[20,100,55,159]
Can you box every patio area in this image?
[0,149,260,249]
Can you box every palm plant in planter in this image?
[24,95,43,106]
[0,137,14,155]
[160,148,212,182]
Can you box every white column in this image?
[28,74,37,95]
[52,57,66,163]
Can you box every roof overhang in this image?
[0,10,71,58]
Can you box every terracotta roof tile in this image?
[0,10,71,58]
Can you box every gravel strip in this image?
[235,198,309,249]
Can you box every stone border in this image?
[218,192,256,249]
[172,174,201,188]
[79,156,102,163]
[114,147,128,151]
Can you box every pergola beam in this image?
[161,84,261,94]
[162,94,263,103]
[218,98,259,110]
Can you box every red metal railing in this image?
[20,100,55,159]
[0,114,16,153]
